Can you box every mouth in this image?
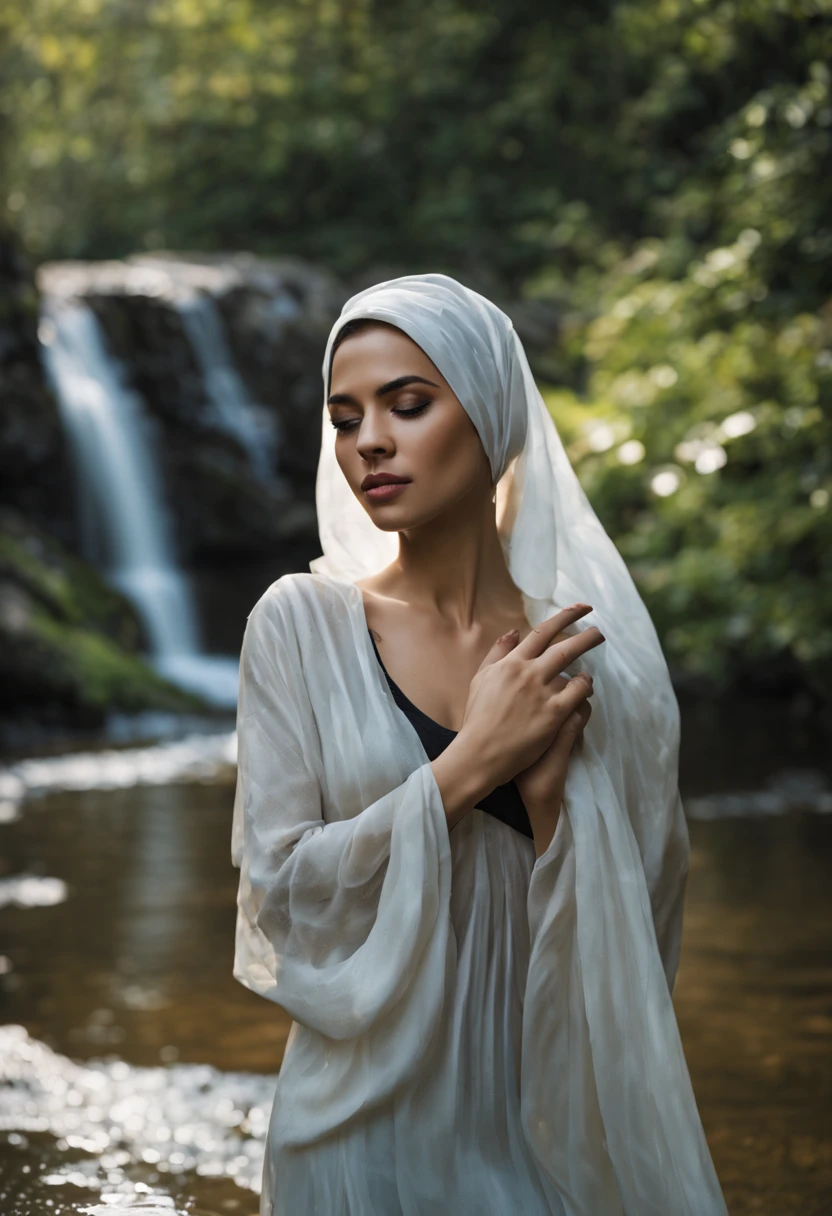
[361,473,411,503]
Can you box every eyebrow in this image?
[327,374,441,408]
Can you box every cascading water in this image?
[176,291,283,488]
[40,300,199,653]
[39,297,239,709]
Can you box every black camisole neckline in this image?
[367,629,533,841]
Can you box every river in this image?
[1,699,830,1216]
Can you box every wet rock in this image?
[38,254,337,561]
[0,227,72,543]
[0,510,208,734]
[34,254,560,565]
[213,255,351,488]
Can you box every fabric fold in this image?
[232,576,455,1145]
[231,267,730,1214]
[523,750,728,1215]
[231,570,729,1212]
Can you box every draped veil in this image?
[306,272,728,1214]
[311,272,688,981]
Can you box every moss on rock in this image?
[0,510,210,724]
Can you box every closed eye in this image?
[330,400,431,433]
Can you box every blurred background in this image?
[1,1,830,1213]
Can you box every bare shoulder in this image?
[354,567,398,599]
[354,569,408,644]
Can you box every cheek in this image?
[334,438,361,488]
[421,414,485,492]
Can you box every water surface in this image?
[1,703,831,1215]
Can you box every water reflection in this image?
[0,875,68,910]
[1,732,236,818]
[1,711,831,1215]
[685,767,832,819]
[0,1025,271,1214]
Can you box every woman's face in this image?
[327,322,492,532]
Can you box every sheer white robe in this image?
[231,570,728,1216]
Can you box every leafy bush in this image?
[1,0,830,693]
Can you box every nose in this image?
[355,412,395,462]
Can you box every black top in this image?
[367,629,533,841]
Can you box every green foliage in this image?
[0,516,208,714]
[0,0,648,279]
[527,1,832,692]
[543,230,832,691]
[29,608,207,712]
[1,0,830,692]
[0,527,140,647]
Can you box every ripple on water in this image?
[0,875,69,910]
[0,1025,274,1215]
[0,731,237,821]
[683,766,832,819]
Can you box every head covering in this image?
[311,273,680,898]
[310,271,683,895]
[308,274,726,1213]
[311,271,669,687]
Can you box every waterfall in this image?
[39,297,239,709]
[176,292,282,487]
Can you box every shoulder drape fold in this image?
[231,573,728,1212]
[231,577,455,1145]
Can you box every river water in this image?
[1,699,830,1216]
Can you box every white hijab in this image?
[307,272,728,1213]
[311,271,687,976]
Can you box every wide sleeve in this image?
[230,589,455,1145]
[520,739,729,1216]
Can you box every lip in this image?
[361,473,411,490]
[361,473,411,502]
[363,481,410,503]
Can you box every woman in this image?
[231,273,729,1215]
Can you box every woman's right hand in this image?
[459,604,605,790]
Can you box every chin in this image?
[374,501,455,534]
[362,507,415,532]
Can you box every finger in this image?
[477,627,521,672]
[514,604,593,660]
[575,701,592,735]
[561,708,587,744]
[550,671,594,722]
[538,626,605,683]
[554,698,593,758]
[548,708,586,766]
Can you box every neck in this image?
[389,483,522,629]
